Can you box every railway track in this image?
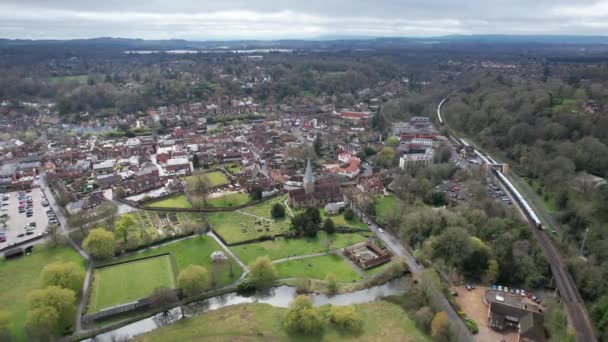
[438,97,597,342]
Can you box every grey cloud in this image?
[0,0,607,39]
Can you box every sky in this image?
[1,0,608,40]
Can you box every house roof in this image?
[519,312,546,342]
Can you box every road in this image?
[352,205,473,342]
[438,97,597,342]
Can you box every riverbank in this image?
[132,301,431,341]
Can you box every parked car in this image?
[465,284,472,291]
[498,285,503,292]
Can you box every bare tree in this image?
[47,224,61,246]
[149,287,179,326]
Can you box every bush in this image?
[413,306,434,333]
[271,203,286,219]
[329,305,363,333]
[236,278,256,294]
[344,208,355,221]
[464,317,479,334]
[285,295,323,335]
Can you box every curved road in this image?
[351,205,473,342]
[438,97,597,342]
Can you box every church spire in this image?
[303,158,315,194]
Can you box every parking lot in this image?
[0,188,55,250]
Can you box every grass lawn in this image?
[275,254,362,282]
[132,301,430,342]
[207,208,291,244]
[206,192,250,208]
[143,194,192,209]
[240,195,287,218]
[364,260,394,277]
[88,255,175,313]
[184,171,230,188]
[231,232,369,264]
[114,236,242,288]
[320,209,368,230]
[0,246,86,341]
[374,195,401,224]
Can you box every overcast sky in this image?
[1,0,608,40]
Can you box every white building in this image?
[399,149,434,171]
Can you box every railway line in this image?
[437,97,597,342]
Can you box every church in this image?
[288,159,343,209]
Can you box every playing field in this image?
[88,255,175,313]
[185,171,230,188]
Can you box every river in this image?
[83,276,413,341]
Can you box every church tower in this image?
[303,158,315,194]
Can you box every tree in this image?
[413,306,434,333]
[344,208,355,221]
[326,272,337,294]
[28,286,76,331]
[291,208,322,237]
[248,256,278,288]
[192,153,200,169]
[376,146,395,167]
[484,259,500,284]
[186,170,210,206]
[47,224,61,246]
[313,135,323,156]
[178,265,209,297]
[285,295,323,334]
[434,143,452,164]
[386,136,400,148]
[431,311,449,341]
[323,218,336,234]
[249,186,263,201]
[271,203,286,219]
[26,306,59,340]
[329,305,362,332]
[41,262,85,294]
[82,228,115,260]
[149,287,179,325]
[115,214,137,243]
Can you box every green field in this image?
[185,171,230,188]
[0,246,85,341]
[114,236,242,288]
[240,195,287,217]
[374,195,402,224]
[88,255,175,313]
[133,301,430,342]
[206,192,250,208]
[143,194,192,209]
[207,209,291,244]
[275,254,362,282]
[231,232,368,264]
[320,209,368,230]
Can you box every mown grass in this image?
[231,232,368,264]
[88,255,175,313]
[0,246,85,341]
[114,236,242,287]
[275,254,362,282]
[132,301,431,342]
[143,194,192,209]
[206,192,250,208]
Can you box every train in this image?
[493,169,544,230]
